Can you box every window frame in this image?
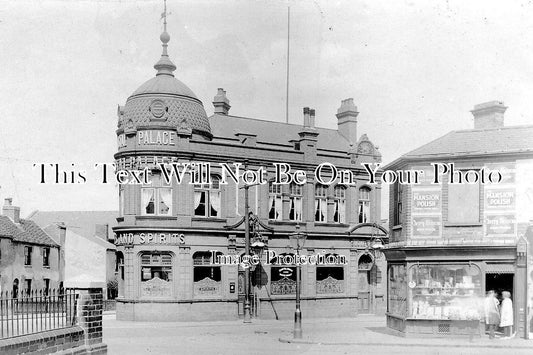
[333,185,346,223]
[358,186,371,224]
[314,184,328,223]
[194,175,221,218]
[42,247,50,267]
[288,183,303,222]
[268,182,283,221]
[24,246,33,266]
[141,173,173,216]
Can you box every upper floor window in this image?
[268,183,282,220]
[333,186,346,223]
[194,175,221,218]
[394,183,403,225]
[24,246,32,266]
[141,173,172,216]
[42,247,50,267]
[288,183,302,221]
[358,186,371,223]
[315,184,328,222]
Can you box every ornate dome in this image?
[117,25,211,139]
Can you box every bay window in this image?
[141,173,172,216]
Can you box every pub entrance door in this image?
[358,270,371,313]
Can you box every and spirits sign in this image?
[115,232,185,246]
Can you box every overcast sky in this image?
[1,0,532,217]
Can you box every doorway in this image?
[486,273,514,334]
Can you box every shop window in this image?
[193,251,221,296]
[268,182,282,220]
[194,175,221,218]
[316,255,344,294]
[270,253,297,295]
[141,173,172,216]
[409,264,482,320]
[24,246,32,266]
[333,186,346,223]
[393,182,403,226]
[42,247,50,267]
[288,183,302,221]
[358,186,371,223]
[447,179,479,223]
[388,264,407,317]
[314,184,328,222]
[140,252,172,298]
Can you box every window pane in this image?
[194,191,206,216]
[142,188,155,215]
[158,188,172,215]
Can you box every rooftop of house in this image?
[0,215,59,247]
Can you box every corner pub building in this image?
[113,18,387,321]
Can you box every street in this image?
[102,314,533,355]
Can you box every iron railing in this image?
[0,288,78,339]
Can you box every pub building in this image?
[113,17,387,321]
[383,101,533,337]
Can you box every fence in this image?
[0,288,78,339]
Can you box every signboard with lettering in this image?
[485,162,516,184]
[412,216,441,237]
[485,188,515,210]
[137,130,176,146]
[115,232,185,246]
[484,214,516,236]
[412,189,441,213]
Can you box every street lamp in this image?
[289,224,307,339]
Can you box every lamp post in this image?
[243,182,252,323]
[289,224,307,339]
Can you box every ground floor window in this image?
[270,253,297,295]
[140,252,173,298]
[316,257,344,294]
[193,251,221,296]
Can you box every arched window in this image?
[333,186,346,223]
[193,251,221,296]
[268,182,282,220]
[194,175,221,217]
[316,253,345,294]
[270,253,297,295]
[315,184,328,222]
[288,183,302,221]
[358,186,371,223]
[141,173,172,216]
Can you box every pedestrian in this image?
[484,290,500,339]
[500,291,513,338]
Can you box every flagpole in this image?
[285,5,290,124]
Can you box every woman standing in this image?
[500,291,514,338]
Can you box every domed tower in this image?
[116,17,211,139]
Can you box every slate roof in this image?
[209,113,354,152]
[0,215,59,247]
[28,211,118,240]
[387,125,533,166]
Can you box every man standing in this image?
[500,291,514,339]
[484,290,500,339]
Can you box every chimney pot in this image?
[303,107,310,127]
[213,88,231,115]
[471,100,507,129]
[309,109,316,128]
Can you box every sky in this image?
[1,0,532,217]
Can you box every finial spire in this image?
[154,0,176,76]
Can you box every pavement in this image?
[102,313,533,355]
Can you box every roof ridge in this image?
[211,113,341,133]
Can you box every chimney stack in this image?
[471,101,507,129]
[213,88,231,115]
[336,98,359,144]
[95,224,109,241]
[3,198,20,223]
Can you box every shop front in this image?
[384,245,519,337]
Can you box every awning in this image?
[485,264,515,274]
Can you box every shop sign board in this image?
[412,189,441,213]
[484,214,516,237]
[115,232,185,246]
[412,216,441,237]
